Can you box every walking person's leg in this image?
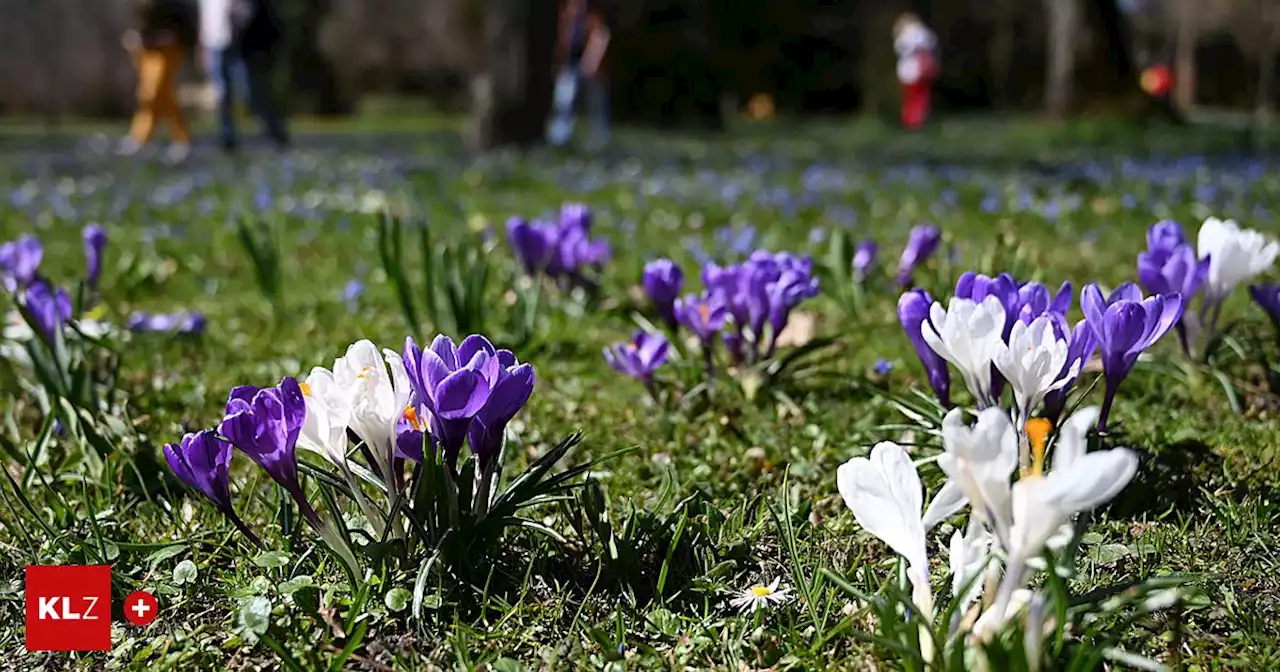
[243,50,289,148]
[156,44,192,159]
[547,67,580,147]
[210,47,240,151]
[124,49,165,154]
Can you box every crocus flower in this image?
[163,430,262,547]
[955,272,1020,337]
[604,330,670,384]
[1138,243,1208,300]
[1146,220,1186,256]
[896,224,942,286]
[21,281,71,342]
[922,407,1018,539]
[0,235,42,292]
[343,279,364,312]
[837,442,934,643]
[394,405,430,462]
[1041,319,1098,422]
[675,292,727,345]
[1198,217,1278,304]
[218,378,316,524]
[465,347,535,469]
[331,340,412,487]
[1081,283,1183,430]
[506,217,554,275]
[643,259,684,330]
[83,224,107,290]
[853,240,877,282]
[897,289,951,407]
[921,296,1007,408]
[993,315,1078,429]
[949,517,992,615]
[1015,281,1072,323]
[402,334,500,466]
[128,312,206,335]
[1250,283,1280,331]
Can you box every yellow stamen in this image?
[402,405,423,431]
[750,585,773,597]
[697,304,710,324]
[1025,418,1053,477]
[357,365,373,380]
[299,381,311,397]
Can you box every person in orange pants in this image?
[893,13,938,130]
[119,0,196,161]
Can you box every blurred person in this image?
[893,13,938,131]
[547,0,611,149]
[120,0,198,161]
[200,0,289,152]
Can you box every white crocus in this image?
[1198,217,1279,303]
[921,296,1006,408]
[923,408,1018,543]
[993,316,1078,426]
[335,340,413,489]
[949,517,992,616]
[299,367,352,468]
[990,417,1139,627]
[838,443,934,630]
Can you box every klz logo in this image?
[25,565,111,651]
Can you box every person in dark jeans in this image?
[200,0,289,151]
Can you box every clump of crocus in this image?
[674,291,727,374]
[896,224,942,286]
[1135,220,1209,357]
[21,281,71,342]
[643,259,684,331]
[703,250,820,364]
[1081,283,1183,430]
[604,330,670,398]
[82,224,107,291]
[506,203,611,282]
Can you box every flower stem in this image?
[226,510,265,549]
[1097,384,1117,434]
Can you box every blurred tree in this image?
[1044,0,1080,117]
[469,0,557,149]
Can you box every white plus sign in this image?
[132,599,151,618]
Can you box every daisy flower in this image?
[729,578,793,613]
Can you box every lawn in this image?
[1,117,1279,670]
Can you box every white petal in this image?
[922,479,968,530]
[837,443,928,572]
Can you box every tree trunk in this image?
[469,0,557,150]
[1257,1,1279,119]
[1044,0,1079,117]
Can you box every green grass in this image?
[2,117,1279,670]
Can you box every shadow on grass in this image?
[1105,439,1225,520]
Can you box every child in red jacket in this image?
[894,13,938,130]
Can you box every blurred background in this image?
[1,0,1277,146]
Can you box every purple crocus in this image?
[163,430,262,547]
[83,224,107,290]
[1016,281,1073,323]
[465,348,535,469]
[675,292,727,344]
[643,259,684,330]
[896,224,942,286]
[506,217,554,275]
[402,334,510,466]
[1082,283,1184,430]
[955,271,1020,401]
[22,281,71,342]
[897,289,951,407]
[1250,283,1280,332]
[604,330,670,387]
[218,378,320,526]
[128,312,206,335]
[1041,319,1099,423]
[853,240,877,283]
[1137,243,1209,300]
[1,235,43,292]
[1146,220,1186,257]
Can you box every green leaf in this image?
[490,658,526,672]
[384,587,412,612]
[253,550,291,569]
[172,559,197,586]
[278,575,314,595]
[239,596,272,638]
[144,543,187,570]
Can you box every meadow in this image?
[1,118,1278,670]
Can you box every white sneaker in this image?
[166,142,191,163]
[116,137,142,156]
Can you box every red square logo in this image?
[25,565,112,651]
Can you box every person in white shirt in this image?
[199,0,288,152]
[893,13,938,130]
